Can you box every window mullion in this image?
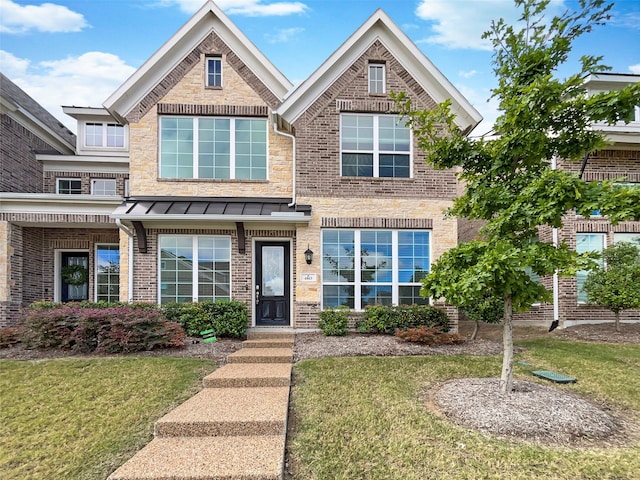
[193,118,199,179]
[230,119,236,179]
[372,116,379,177]
[392,231,399,306]
[192,236,199,302]
[354,230,362,311]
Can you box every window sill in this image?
[339,176,414,181]
[157,178,269,183]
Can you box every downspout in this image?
[551,155,560,330]
[272,115,297,207]
[115,219,134,303]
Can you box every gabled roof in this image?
[275,9,482,135]
[0,73,76,154]
[104,0,292,122]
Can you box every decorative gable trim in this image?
[158,103,269,117]
[105,0,291,123]
[276,9,481,134]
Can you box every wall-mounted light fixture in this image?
[304,245,314,265]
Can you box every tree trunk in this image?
[470,320,479,340]
[615,310,621,333]
[500,293,514,395]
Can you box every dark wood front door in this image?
[255,241,290,326]
[60,252,89,302]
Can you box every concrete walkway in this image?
[108,332,294,480]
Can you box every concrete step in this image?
[227,347,293,364]
[203,363,292,388]
[155,387,289,437]
[247,331,295,341]
[243,338,294,349]
[107,435,284,480]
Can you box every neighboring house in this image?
[513,73,640,328]
[101,1,480,330]
[0,74,127,326]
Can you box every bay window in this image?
[159,236,231,304]
[341,114,410,178]
[322,229,430,309]
[160,117,267,180]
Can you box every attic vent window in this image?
[206,57,222,88]
[368,63,385,94]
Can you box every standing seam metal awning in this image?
[111,197,312,254]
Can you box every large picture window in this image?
[341,114,410,178]
[95,244,120,303]
[322,229,430,309]
[160,117,267,180]
[159,236,231,304]
[576,233,606,303]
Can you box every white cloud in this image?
[0,51,136,132]
[265,27,304,43]
[161,0,308,16]
[629,64,640,74]
[415,0,566,50]
[0,0,88,34]
[459,69,478,79]
[455,83,499,137]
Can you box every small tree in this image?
[461,294,504,340]
[584,241,640,332]
[394,0,640,394]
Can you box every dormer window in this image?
[206,56,222,88]
[368,63,385,94]
[84,122,125,148]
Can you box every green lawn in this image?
[288,338,640,480]
[0,357,215,480]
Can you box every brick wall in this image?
[293,40,456,200]
[0,114,47,193]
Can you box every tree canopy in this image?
[394,0,640,393]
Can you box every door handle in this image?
[255,284,260,305]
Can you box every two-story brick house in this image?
[1,73,129,327]
[97,1,481,330]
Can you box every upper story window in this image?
[91,179,117,196]
[85,122,125,148]
[160,117,267,180]
[341,114,411,178]
[57,178,82,194]
[206,57,222,88]
[368,63,385,94]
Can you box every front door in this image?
[255,241,290,326]
[60,252,89,302]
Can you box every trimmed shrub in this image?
[317,307,349,336]
[395,326,465,346]
[356,304,449,334]
[162,300,248,338]
[0,327,23,348]
[22,303,184,353]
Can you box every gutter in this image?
[115,219,134,303]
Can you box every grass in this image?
[289,338,640,480]
[0,356,215,480]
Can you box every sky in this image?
[1,0,639,136]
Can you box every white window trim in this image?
[206,57,223,88]
[368,63,386,94]
[82,121,127,150]
[56,178,82,194]
[157,235,232,303]
[159,117,269,180]
[340,113,412,178]
[94,244,120,302]
[321,229,431,310]
[91,178,117,196]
